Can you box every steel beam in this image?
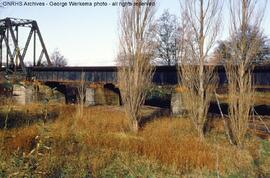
[0,39,2,68]
[15,26,18,67]
[38,49,44,65]
[0,18,34,27]
[33,30,36,66]
[0,17,52,74]
[6,28,9,68]
[11,26,19,62]
[3,33,14,67]
[9,22,26,73]
[34,21,52,66]
[22,28,33,59]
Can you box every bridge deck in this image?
[29,66,179,85]
[9,65,270,86]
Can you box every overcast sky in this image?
[0,0,269,66]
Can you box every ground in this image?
[0,103,270,177]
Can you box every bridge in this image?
[29,66,179,85]
[28,65,270,86]
[1,17,270,86]
[26,65,270,106]
[0,17,51,73]
[1,17,270,107]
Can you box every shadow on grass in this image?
[209,102,270,116]
[0,110,59,129]
[139,106,170,128]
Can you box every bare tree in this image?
[50,49,67,67]
[155,10,179,66]
[178,0,222,139]
[225,0,266,148]
[77,72,85,119]
[117,0,157,132]
[215,26,270,65]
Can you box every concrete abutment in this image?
[10,81,186,117]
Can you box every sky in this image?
[0,0,269,66]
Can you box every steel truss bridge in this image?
[0,17,51,74]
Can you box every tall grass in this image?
[0,105,268,177]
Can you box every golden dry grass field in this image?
[0,103,269,177]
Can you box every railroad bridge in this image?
[28,65,270,86]
[28,66,179,105]
[1,17,270,108]
[27,65,270,106]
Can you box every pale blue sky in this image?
[0,0,269,66]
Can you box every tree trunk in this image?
[131,119,139,133]
[196,123,205,141]
[198,0,205,138]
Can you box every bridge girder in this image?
[0,17,52,74]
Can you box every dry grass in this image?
[215,91,270,105]
[140,119,215,173]
[0,125,38,152]
[65,106,270,176]
[255,91,270,105]
[0,104,268,177]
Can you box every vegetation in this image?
[0,104,269,177]
[50,49,68,67]
[215,26,270,64]
[224,0,267,148]
[117,0,157,132]
[155,10,179,66]
[178,0,222,139]
[0,0,269,177]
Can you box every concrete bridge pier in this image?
[13,83,67,105]
[170,87,187,116]
[11,81,120,107]
[87,84,121,106]
[13,84,34,104]
[171,92,186,116]
[65,83,121,106]
[85,87,95,106]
